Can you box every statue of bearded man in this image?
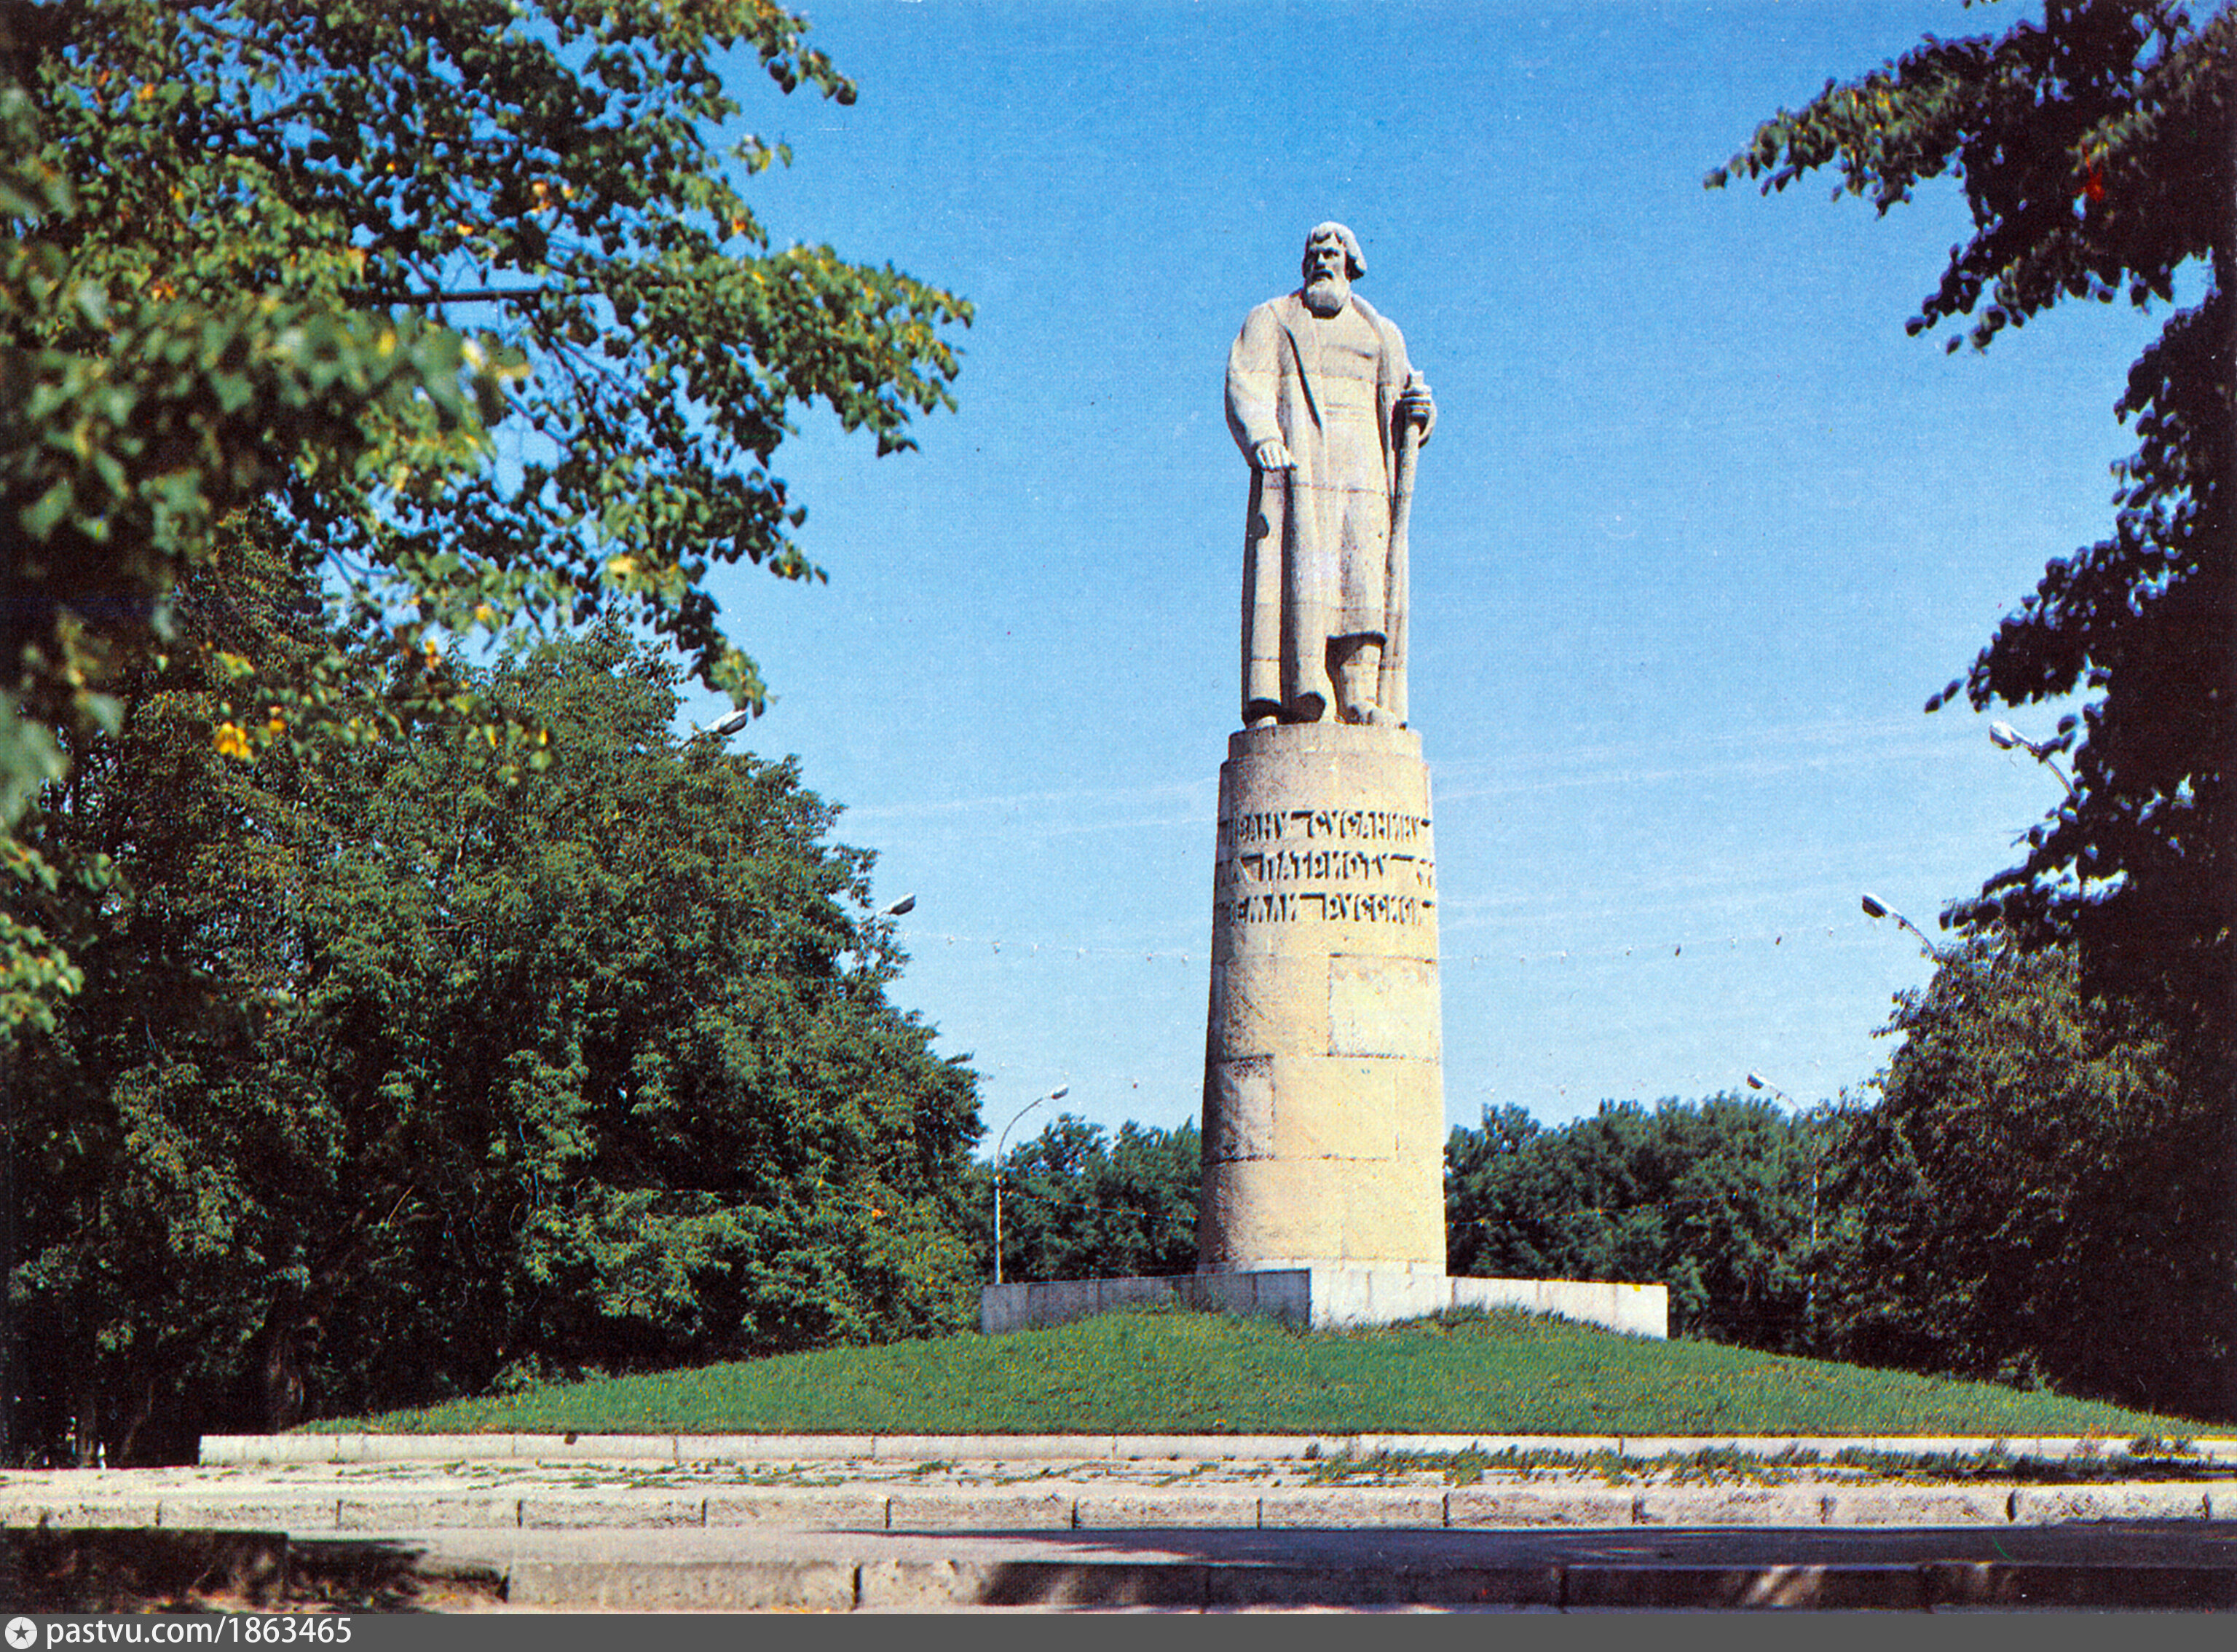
[1226,221,1435,728]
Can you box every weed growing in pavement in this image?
[1826,1441,2230,1484]
[2129,1435,2198,1458]
[1298,1435,2232,1489]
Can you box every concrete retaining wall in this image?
[979,1270,1313,1334]
[1447,1276,1668,1339]
[201,1432,2237,1467]
[981,1268,1668,1338]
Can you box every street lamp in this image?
[1989,720,2077,799]
[993,1085,1068,1287]
[1746,1070,1820,1351]
[849,893,916,972]
[1860,892,1939,958]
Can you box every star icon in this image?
[7,1616,37,1649]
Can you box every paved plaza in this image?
[5,1435,2236,1610]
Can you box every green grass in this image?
[312,1308,2209,1439]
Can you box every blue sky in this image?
[668,1,2167,1145]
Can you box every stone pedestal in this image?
[976,716,1676,1344]
[1196,722,1445,1273]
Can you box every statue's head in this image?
[1301,222,1365,284]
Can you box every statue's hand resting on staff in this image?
[1395,378,1435,441]
[1253,379,1429,474]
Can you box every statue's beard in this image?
[1301,270,1349,317]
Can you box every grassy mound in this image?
[313,1308,2204,1438]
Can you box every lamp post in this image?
[1989,720,2077,799]
[686,707,756,740]
[1860,892,1939,959]
[993,1085,1068,1287]
[849,893,915,973]
[1747,1070,1819,1352]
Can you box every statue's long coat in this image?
[1226,291,1421,725]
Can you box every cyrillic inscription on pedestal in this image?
[1197,722,1447,1274]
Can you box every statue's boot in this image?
[1330,636,1384,725]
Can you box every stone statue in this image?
[1226,222,1436,729]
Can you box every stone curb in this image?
[197,1431,2237,1466]
[8,1529,2230,1612]
[12,1479,2237,1533]
[7,1520,2233,1610]
[499,1556,2237,1611]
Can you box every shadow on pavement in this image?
[914,1521,2237,1611]
[0,1529,502,1613]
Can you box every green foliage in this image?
[1708,0,2232,1161]
[5,509,367,1461]
[9,585,981,1461]
[323,1306,2202,1437]
[1824,938,2228,1417]
[0,0,970,1021]
[1446,1096,1834,1352]
[977,1114,1200,1283]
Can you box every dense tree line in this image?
[1711,0,2233,1412]
[1822,939,2225,1418]
[8,548,979,1463]
[992,1027,2228,1420]
[1447,1095,1835,1353]
[971,1116,1201,1286]
[1443,946,2226,1419]
[979,1096,1836,1359]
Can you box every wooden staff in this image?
[1378,374,1427,724]
[1242,466,1287,725]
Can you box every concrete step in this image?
[8,1525,2235,1612]
[498,1553,2237,1612]
[11,1477,2236,1532]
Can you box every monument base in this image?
[979,1268,1667,1339]
[1199,723,1448,1273]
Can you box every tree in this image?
[10,612,982,1461]
[0,0,970,1022]
[1709,0,2233,1415]
[5,508,351,1462]
[1823,938,2223,1415]
[978,1115,1201,1284]
[1446,1096,1831,1351]
[1706,0,2232,1142]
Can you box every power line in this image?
[903,923,1871,969]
